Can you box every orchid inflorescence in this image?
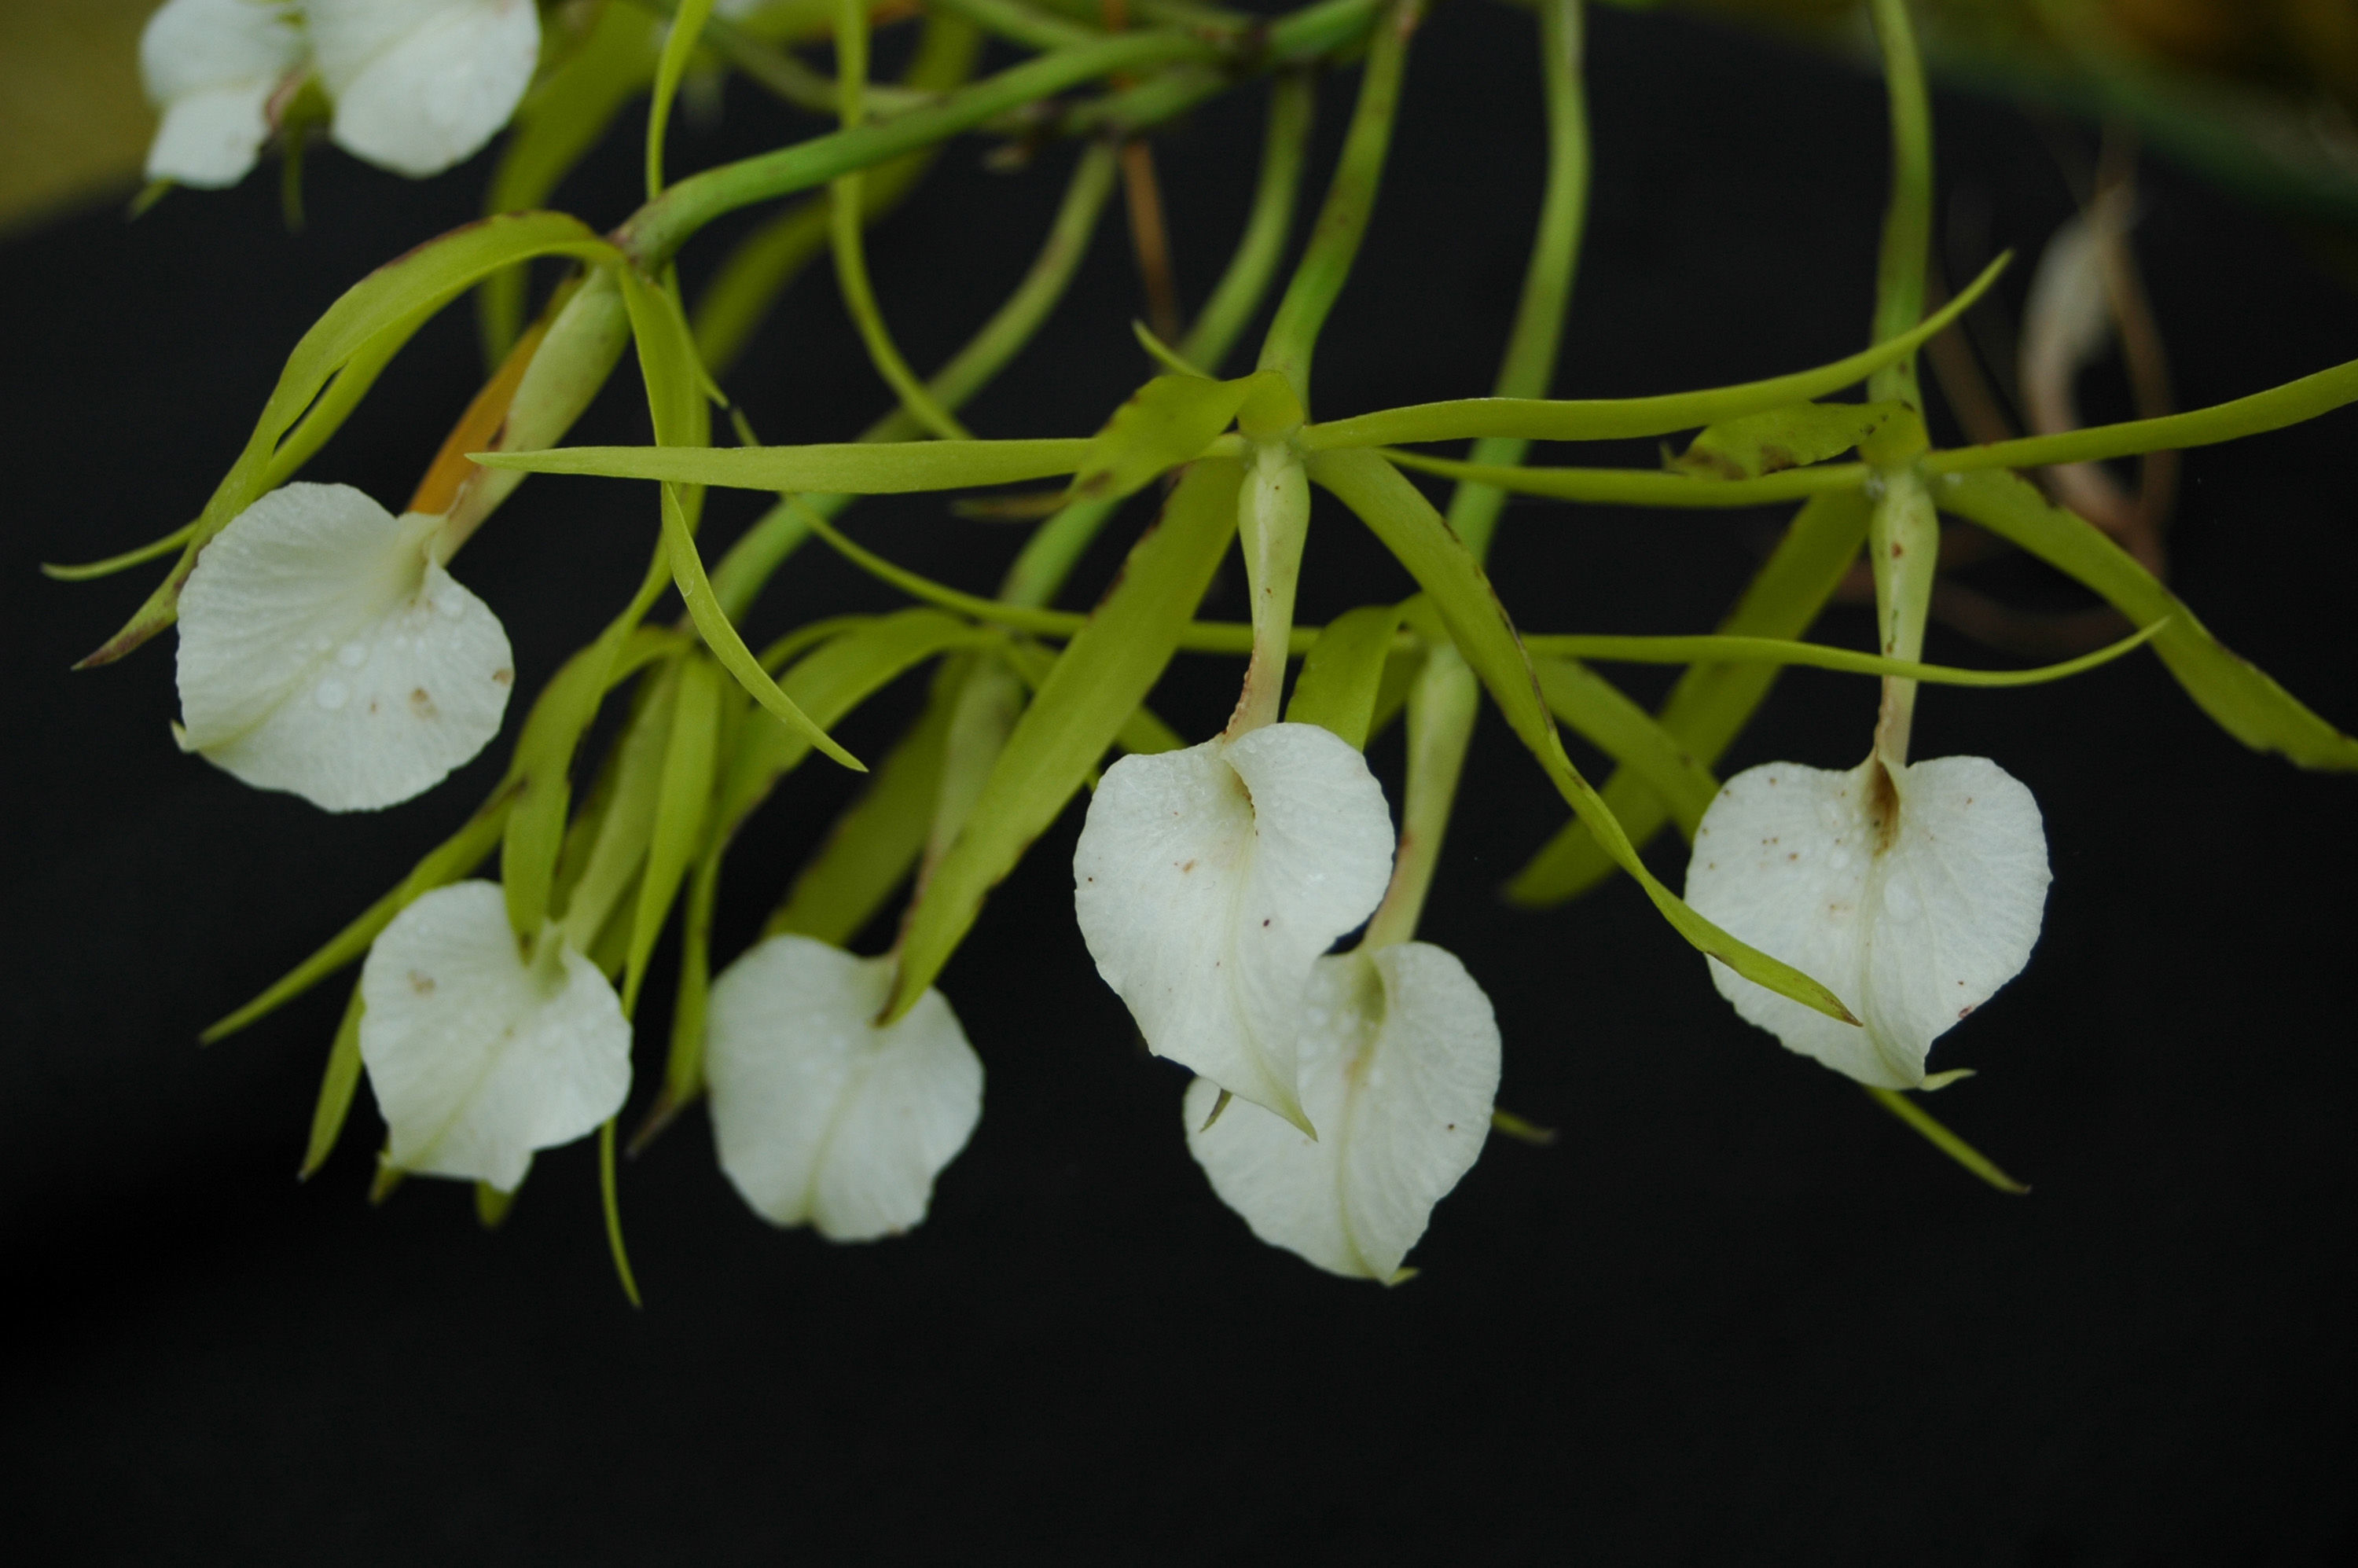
[64,0,2358,1294]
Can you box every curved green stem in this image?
[1445,0,1589,567]
[1868,0,1933,409]
[832,0,973,440]
[1255,0,1422,406]
[620,30,1210,264]
[1178,72,1317,375]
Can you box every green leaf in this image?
[42,520,198,582]
[1386,449,1865,507]
[766,668,961,946]
[1296,252,2005,454]
[1285,602,1407,749]
[1522,624,2165,685]
[999,637,1185,756]
[1307,446,1857,1025]
[1508,487,1872,906]
[1667,400,1905,479]
[1530,656,1721,833]
[714,608,991,839]
[615,267,865,773]
[557,660,685,953]
[885,457,1244,1021]
[637,846,724,1147]
[477,436,1094,494]
[1937,468,2358,769]
[647,0,718,199]
[81,212,623,666]
[624,654,724,1012]
[297,981,366,1181]
[501,587,682,937]
[1071,373,1254,502]
[1921,354,2358,476]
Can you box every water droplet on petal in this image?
[314,678,349,711]
[336,641,369,669]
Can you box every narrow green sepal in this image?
[297,982,367,1181]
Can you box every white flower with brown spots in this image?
[1683,755,2051,1088]
[138,0,541,189]
[359,881,633,1193]
[174,482,514,812]
[1072,722,1396,1133]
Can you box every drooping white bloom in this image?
[704,935,983,1243]
[175,483,514,812]
[359,881,634,1193]
[1185,942,1502,1282]
[1684,755,2051,1089]
[138,0,541,189]
[1073,722,1395,1132]
[308,0,542,180]
[139,0,307,189]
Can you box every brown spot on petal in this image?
[493,667,514,687]
[1180,859,1196,873]
[408,970,435,996]
[1958,1004,1976,1019]
[410,687,436,718]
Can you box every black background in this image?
[5,2,2356,1561]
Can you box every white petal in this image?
[175,483,514,813]
[704,935,982,1243]
[359,882,633,1192]
[139,0,306,187]
[1683,756,2051,1087]
[1073,722,1395,1130]
[311,0,541,178]
[1185,942,1502,1281]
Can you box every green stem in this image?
[1920,355,2358,471]
[599,1118,645,1306]
[1867,1086,2029,1195]
[1376,0,1588,949]
[1255,0,1423,406]
[1178,72,1316,376]
[1445,0,1589,567]
[929,0,1101,50]
[1868,466,1938,766]
[646,0,718,200]
[830,0,973,440]
[1868,0,1934,409]
[707,141,1124,619]
[619,31,1210,264]
[1363,643,1476,948]
[869,141,1121,440]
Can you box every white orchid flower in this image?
[359,881,634,1193]
[174,482,515,813]
[138,0,540,189]
[139,0,307,189]
[307,0,542,179]
[1184,939,1501,1283]
[704,935,983,1243]
[1073,721,1396,1133]
[1683,754,2051,1089]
